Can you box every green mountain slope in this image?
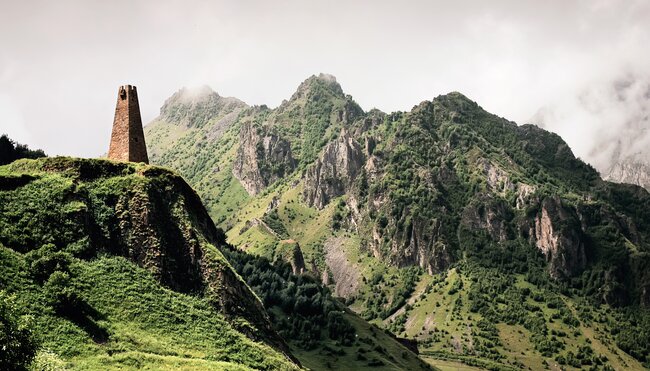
[0,156,431,371]
[0,157,298,370]
[145,74,650,370]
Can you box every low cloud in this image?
[531,73,650,173]
[0,0,648,161]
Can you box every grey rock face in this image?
[324,236,360,299]
[531,196,586,278]
[233,123,295,195]
[461,196,511,242]
[391,218,452,275]
[303,130,365,209]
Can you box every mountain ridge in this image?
[145,73,650,369]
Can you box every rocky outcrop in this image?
[516,183,536,210]
[388,218,452,275]
[275,240,306,275]
[477,157,536,209]
[461,196,511,242]
[233,123,295,195]
[282,73,345,106]
[366,206,452,274]
[478,158,515,194]
[303,130,365,208]
[531,197,586,278]
[266,196,280,213]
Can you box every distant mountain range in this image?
[143,74,650,369]
[604,153,650,190]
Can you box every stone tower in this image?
[108,85,149,163]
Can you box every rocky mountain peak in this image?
[431,91,479,111]
[160,85,219,111]
[411,91,489,126]
[286,73,345,104]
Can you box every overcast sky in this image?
[1,0,648,170]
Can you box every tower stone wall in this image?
[108,85,149,163]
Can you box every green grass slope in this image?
[0,157,299,370]
[0,250,296,370]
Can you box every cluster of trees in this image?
[261,209,289,239]
[226,249,355,350]
[361,267,420,321]
[471,319,504,361]
[466,266,569,357]
[555,345,605,368]
[609,308,650,366]
[0,134,45,166]
[463,262,650,367]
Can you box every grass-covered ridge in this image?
[0,157,299,370]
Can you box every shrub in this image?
[0,291,37,370]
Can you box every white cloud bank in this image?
[0,0,648,167]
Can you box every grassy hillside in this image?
[389,265,646,370]
[0,251,296,370]
[0,157,300,370]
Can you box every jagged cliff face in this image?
[303,129,365,209]
[233,123,295,196]
[530,197,586,279]
[461,196,511,243]
[272,74,364,165]
[145,75,650,311]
